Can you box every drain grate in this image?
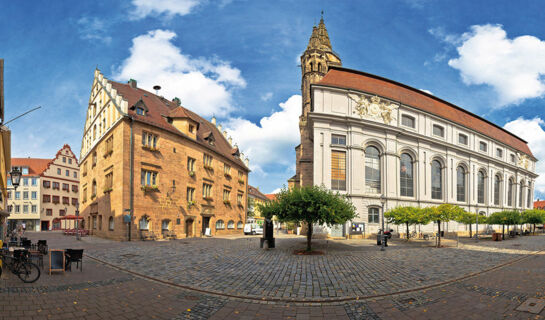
[516,298,545,314]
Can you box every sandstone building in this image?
[293,18,538,237]
[79,70,249,240]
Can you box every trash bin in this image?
[492,232,502,241]
[376,233,382,245]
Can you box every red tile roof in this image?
[110,81,249,171]
[317,67,533,157]
[11,158,50,176]
[265,194,277,201]
[534,200,545,209]
[248,185,268,201]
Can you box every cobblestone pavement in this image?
[1,232,544,319]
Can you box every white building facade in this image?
[309,68,538,237]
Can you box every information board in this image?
[350,222,365,235]
[49,249,65,275]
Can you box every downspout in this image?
[128,115,134,241]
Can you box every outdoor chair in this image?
[163,230,177,240]
[37,240,48,255]
[140,230,157,241]
[65,249,84,272]
[21,239,32,249]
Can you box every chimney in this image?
[244,157,249,167]
[172,97,181,106]
[217,124,222,131]
[211,116,216,125]
[228,136,232,145]
[223,130,228,138]
[128,79,137,88]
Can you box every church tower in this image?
[291,15,341,188]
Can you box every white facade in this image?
[310,85,538,236]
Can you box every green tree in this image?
[455,211,477,238]
[522,209,545,234]
[384,206,422,240]
[423,204,465,247]
[488,210,521,239]
[273,185,357,251]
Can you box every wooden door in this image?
[186,219,193,237]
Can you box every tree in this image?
[423,204,465,247]
[522,209,545,234]
[488,210,521,239]
[273,185,357,251]
[455,211,478,238]
[384,206,422,240]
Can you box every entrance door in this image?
[186,219,194,237]
[41,221,49,231]
[202,217,210,236]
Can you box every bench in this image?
[163,230,177,240]
[140,230,157,241]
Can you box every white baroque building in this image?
[293,18,538,237]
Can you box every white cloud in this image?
[113,29,245,117]
[504,117,545,194]
[447,24,545,106]
[77,16,112,44]
[224,95,301,174]
[130,0,202,19]
[419,89,433,95]
[260,92,273,101]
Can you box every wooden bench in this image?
[140,230,157,241]
[163,230,177,240]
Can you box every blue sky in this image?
[2,0,545,198]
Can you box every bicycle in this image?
[0,249,41,283]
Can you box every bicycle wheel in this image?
[17,262,40,283]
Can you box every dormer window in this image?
[136,107,145,115]
[189,124,195,133]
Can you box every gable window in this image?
[431,160,442,200]
[68,158,72,164]
[401,115,415,128]
[479,141,487,152]
[400,153,413,197]
[136,107,145,115]
[368,207,380,224]
[458,134,468,145]
[63,157,66,163]
[457,166,466,202]
[496,148,503,158]
[365,146,381,194]
[73,171,77,178]
[57,168,61,175]
[189,124,195,133]
[331,150,346,191]
[331,134,346,145]
[432,125,444,138]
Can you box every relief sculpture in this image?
[348,93,398,125]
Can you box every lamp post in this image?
[75,202,80,240]
[10,167,21,190]
[380,194,386,252]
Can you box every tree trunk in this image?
[437,220,441,248]
[469,223,472,238]
[502,224,505,240]
[534,223,536,235]
[406,223,410,240]
[306,222,313,252]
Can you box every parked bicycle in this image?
[0,249,41,283]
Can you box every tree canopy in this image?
[385,206,423,239]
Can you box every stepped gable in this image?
[317,67,533,158]
[110,81,249,170]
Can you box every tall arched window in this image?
[400,153,413,197]
[431,160,442,200]
[456,166,466,202]
[527,182,532,208]
[365,146,381,194]
[507,178,514,206]
[477,171,485,204]
[519,180,524,207]
[493,175,501,205]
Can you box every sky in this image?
[2,0,545,198]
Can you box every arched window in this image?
[400,153,413,197]
[477,171,485,204]
[236,221,243,229]
[108,216,114,231]
[227,220,235,229]
[161,219,170,231]
[493,175,501,205]
[527,182,532,208]
[431,160,442,200]
[507,178,514,206]
[216,220,225,230]
[365,146,381,194]
[456,166,466,202]
[368,207,380,224]
[139,216,150,230]
[519,180,524,207]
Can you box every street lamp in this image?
[10,167,21,190]
[380,194,386,252]
[75,202,80,240]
